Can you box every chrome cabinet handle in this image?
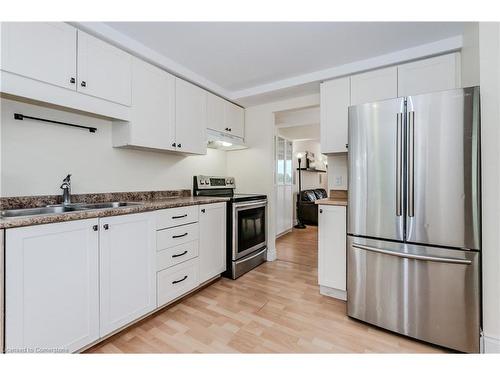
[70,77,76,84]
[172,275,188,284]
[408,111,415,217]
[172,232,188,239]
[92,225,98,231]
[81,81,87,87]
[172,214,187,219]
[396,113,403,216]
[103,224,109,230]
[352,243,472,265]
[172,250,188,258]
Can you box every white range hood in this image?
[206,129,247,151]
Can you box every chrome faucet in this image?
[60,174,72,205]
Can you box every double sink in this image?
[1,202,142,218]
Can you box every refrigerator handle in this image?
[396,113,403,216]
[352,243,472,265]
[408,111,415,217]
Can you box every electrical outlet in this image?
[335,176,343,186]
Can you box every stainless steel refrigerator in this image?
[347,86,481,353]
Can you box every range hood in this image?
[206,129,247,151]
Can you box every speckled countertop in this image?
[0,192,229,229]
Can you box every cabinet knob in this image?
[177,143,181,148]
[81,81,87,87]
[103,224,109,230]
[172,142,176,147]
[319,209,323,214]
[70,77,76,84]
[229,128,232,132]
[92,224,98,231]
[345,144,348,149]
[201,208,206,213]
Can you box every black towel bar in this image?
[14,113,97,133]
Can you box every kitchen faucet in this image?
[60,174,72,205]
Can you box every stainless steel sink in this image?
[68,202,143,210]
[1,205,82,218]
[1,202,143,218]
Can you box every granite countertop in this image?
[0,194,229,229]
[315,197,348,206]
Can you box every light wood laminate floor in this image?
[87,226,446,353]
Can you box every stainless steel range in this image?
[193,176,267,279]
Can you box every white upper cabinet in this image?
[207,92,245,139]
[113,57,175,150]
[77,30,132,106]
[198,203,227,283]
[224,102,245,138]
[99,213,156,337]
[397,52,461,96]
[5,219,100,353]
[350,66,398,105]
[0,22,77,90]
[207,93,226,133]
[175,78,207,155]
[320,76,350,154]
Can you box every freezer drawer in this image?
[347,236,480,353]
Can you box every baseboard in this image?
[266,247,277,261]
[319,285,347,301]
[482,334,500,353]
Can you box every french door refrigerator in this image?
[347,86,481,353]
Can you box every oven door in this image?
[233,200,267,261]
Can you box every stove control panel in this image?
[194,175,236,189]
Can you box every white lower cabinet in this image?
[5,219,100,353]
[318,204,347,300]
[99,212,156,337]
[198,203,226,282]
[157,258,199,306]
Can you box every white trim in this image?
[231,36,463,101]
[319,285,347,301]
[482,334,500,353]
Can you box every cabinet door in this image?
[207,92,226,133]
[398,53,461,96]
[318,205,346,292]
[127,57,176,150]
[224,101,245,138]
[77,30,132,106]
[0,22,77,90]
[5,219,99,353]
[175,78,207,154]
[99,213,156,337]
[198,203,226,283]
[350,66,398,105]
[320,77,350,153]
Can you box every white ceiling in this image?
[79,22,468,106]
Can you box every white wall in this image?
[479,22,500,353]
[327,154,348,191]
[0,99,227,196]
[226,94,320,260]
[461,23,480,87]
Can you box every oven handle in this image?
[234,247,267,265]
[233,199,267,210]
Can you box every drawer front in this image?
[157,240,199,271]
[156,206,198,230]
[157,258,199,307]
[157,223,199,251]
